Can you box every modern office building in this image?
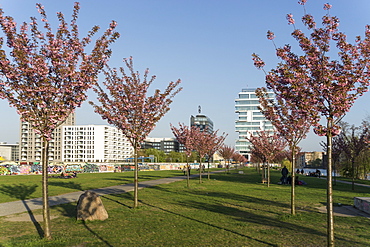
[62,125,133,162]
[190,106,214,133]
[19,114,75,163]
[0,142,19,161]
[143,137,185,154]
[235,88,274,159]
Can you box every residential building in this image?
[62,125,133,162]
[0,142,19,161]
[19,114,75,163]
[298,152,324,168]
[235,88,274,160]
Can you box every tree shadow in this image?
[139,200,278,246]
[48,181,83,191]
[0,184,44,238]
[82,220,113,246]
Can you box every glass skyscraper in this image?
[235,88,274,159]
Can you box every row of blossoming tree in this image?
[0,2,182,239]
[171,123,227,186]
[252,1,370,246]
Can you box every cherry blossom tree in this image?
[171,123,198,188]
[0,3,119,239]
[252,1,370,245]
[218,145,235,173]
[90,57,182,208]
[204,130,227,180]
[192,129,227,183]
[248,130,287,187]
[255,87,316,214]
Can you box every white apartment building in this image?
[0,142,19,161]
[19,114,75,162]
[235,88,274,159]
[62,125,133,162]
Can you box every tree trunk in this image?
[42,136,51,239]
[291,146,296,215]
[186,156,190,188]
[327,120,335,247]
[207,161,210,180]
[199,161,202,184]
[267,162,270,187]
[134,146,139,208]
[351,157,355,190]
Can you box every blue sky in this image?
[0,0,370,151]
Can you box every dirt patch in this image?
[4,213,59,222]
[317,205,370,218]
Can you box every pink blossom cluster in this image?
[247,131,286,163]
[90,57,182,151]
[0,2,119,140]
[252,1,370,139]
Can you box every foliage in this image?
[0,2,119,239]
[252,1,370,244]
[90,57,182,208]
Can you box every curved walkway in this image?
[0,173,207,217]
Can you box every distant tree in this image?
[139,148,166,163]
[171,123,198,188]
[218,145,235,173]
[0,3,119,239]
[204,131,227,179]
[90,57,182,208]
[252,1,370,244]
[192,129,227,182]
[248,131,286,187]
[334,123,369,189]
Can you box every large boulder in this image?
[76,190,108,221]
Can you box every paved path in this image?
[1,172,368,218]
[0,175,199,217]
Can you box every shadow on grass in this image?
[101,195,133,209]
[139,200,278,246]
[48,181,83,191]
[82,221,113,247]
[0,184,44,238]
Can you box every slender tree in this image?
[218,145,235,173]
[0,3,119,239]
[204,130,227,180]
[255,88,315,215]
[248,130,286,187]
[90,57,182,208]
[171,123,198,188]
[252,1,370,245]
[192,129,227,182]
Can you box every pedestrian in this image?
[281,166,289,184]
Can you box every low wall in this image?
[354,197,370,214]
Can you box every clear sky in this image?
[0,0,370,151]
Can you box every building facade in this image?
[19,114,75,163]
[0,142,19,161]
[297,152,324,168]
[190,114,214,133]
[235,88,274,159]
[62,125,133,162]
[143,137,184,154]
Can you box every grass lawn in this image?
[0,169,187,203]
[1,168,370,246]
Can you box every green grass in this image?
[0,169,188,203]
[1,168,370,246]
